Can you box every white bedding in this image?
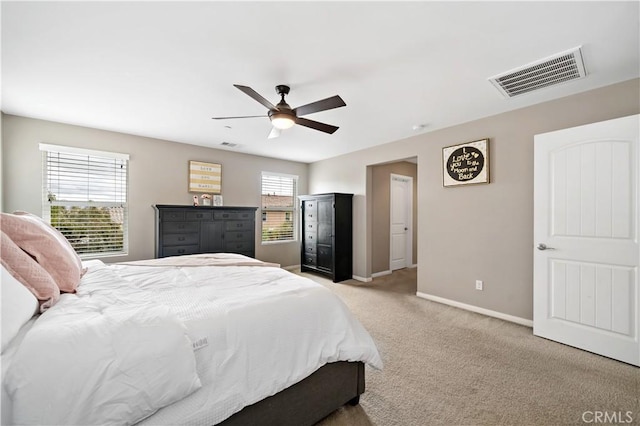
[3,254,382,426]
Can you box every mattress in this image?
[2,254,382,425]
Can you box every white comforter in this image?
[3,254,382,425]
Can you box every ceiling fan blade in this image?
[211,115,265,120]
[294,95,346,117]
[233,84,277,110]
[268,127,281,139]
[295,117,339,134]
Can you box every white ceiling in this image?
[2,1,639,163]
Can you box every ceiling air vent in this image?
[488,46,586,98]
[220,141,237,148]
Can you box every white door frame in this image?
[390,173,413,270]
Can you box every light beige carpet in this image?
[302,268,640,426]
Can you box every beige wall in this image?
[310,78,640,320]
[370,161,417,273]
[3,79,638,320]
[1,114,308,266]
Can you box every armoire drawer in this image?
[303,253,317,266]
[303,244,316,254]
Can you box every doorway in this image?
[368,159,417,276]
[390,174,413,270]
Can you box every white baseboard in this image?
[283,264,300,272]
[352,275,371,282]
[371,270,392,278]
[416,292,533,328]
[292,266,370,283]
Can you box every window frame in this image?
[260,171,298,245]
[40,143,130,259]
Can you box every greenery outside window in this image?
[261,172,297,243]
[40,144,129,258]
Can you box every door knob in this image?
[537,243,555,251]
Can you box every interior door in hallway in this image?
[390,174,413,271]
[533,114,639,366]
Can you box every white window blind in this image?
[261,172,297,243]
[40,144,129,257]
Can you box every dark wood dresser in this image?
[298,193,353,282]
[154,205,257,258]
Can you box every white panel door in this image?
[390,174,413,271]
[534,114,639,366]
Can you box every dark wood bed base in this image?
[218,361,365,426]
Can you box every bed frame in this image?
[219,361,365,426]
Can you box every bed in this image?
[0,212,382,426]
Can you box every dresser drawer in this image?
[304,232,317,244]
[226,230,253,242]
[303,244,316,254]
[161,210,185,221]
[162,233,199,246]
[214,211,254,220]
[186,211,213,221]
[163,221,199,234]
[224,240,253,252]
[225,220,253,231]
[162,245,199,256]
[303,221,317,232]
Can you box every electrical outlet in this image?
[475,280,483,291]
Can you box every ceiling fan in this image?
[212,84,346,139]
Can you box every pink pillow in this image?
[1,231,60,312]
[1,212,83,293]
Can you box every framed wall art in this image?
[442,138,490,187]
[189,161,222,194]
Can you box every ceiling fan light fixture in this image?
[270,113,295,130]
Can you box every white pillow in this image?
[1,265,39,353]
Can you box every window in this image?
[40,144,129,257]
[261,172,298,243]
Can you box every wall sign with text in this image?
[189,161,222,193]
[442,139,490,187]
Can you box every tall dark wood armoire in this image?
[299,193,353,282]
